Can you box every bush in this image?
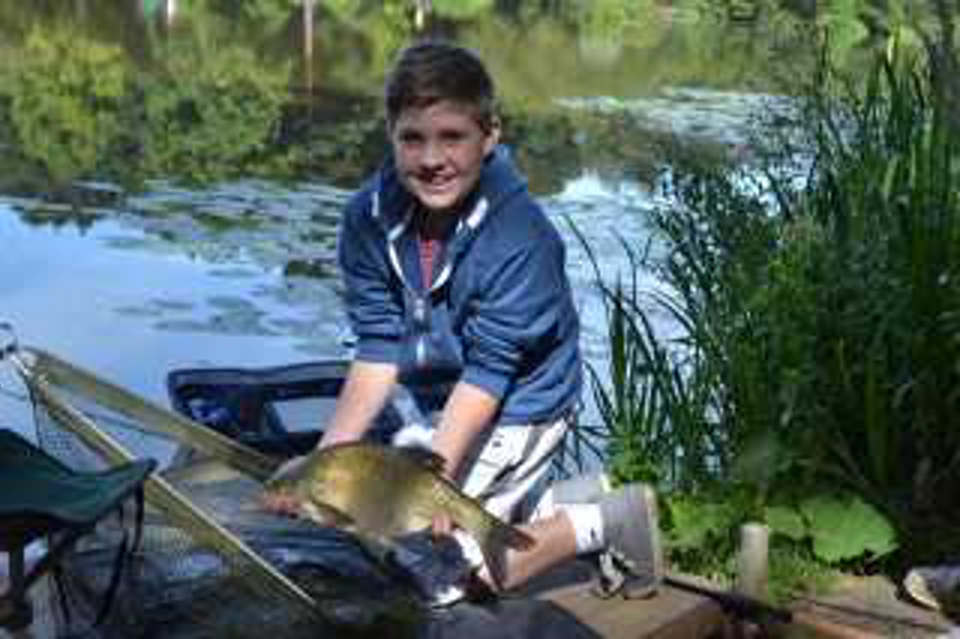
[588,20,960,584]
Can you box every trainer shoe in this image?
[597,483,663,599]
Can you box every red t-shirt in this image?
[419,235,441,287]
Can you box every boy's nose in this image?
[421,139,445,167]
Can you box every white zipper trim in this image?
[386,205,416,288]
[431,197,487,293]
[415,337,427,367]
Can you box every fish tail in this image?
[444,486,535,589]
[473,517,535,591]
[463,506,534,552]
[487,518,535,551]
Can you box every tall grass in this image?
[591,18,960,569]
[795,34,960,562]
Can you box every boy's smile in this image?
[390,99,500,214]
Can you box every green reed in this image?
[793,35,960,562]
[587,23,960,569]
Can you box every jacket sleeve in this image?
[460,221,570,400]
[337,191,404,363]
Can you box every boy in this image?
[269,40,661,604]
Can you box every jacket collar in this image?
[369,145,525,233]
[369,145,526,294]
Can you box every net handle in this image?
[22,347,279,481]
[8,350,322,617]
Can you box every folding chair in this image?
[0,429,156,631]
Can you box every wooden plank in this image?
[789,575,953,638]
[537,576,725,639]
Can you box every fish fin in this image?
[303,500,355,528]
[478,520,536,591]
[350,531,398,565]
[491,519,535,551]
[396,445,447,473]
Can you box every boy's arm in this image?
[326,187,403,448]
[318,360,398,448]
[430,380,500,480]
[429,380,499,538]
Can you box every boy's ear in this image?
[483,116,501,156]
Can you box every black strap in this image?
[132,485,146,553]
[93,485,150,628]
[92,504,130,627]
[51,555,73,627]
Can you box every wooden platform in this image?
[526,566,959,639]
[788,575,957,638]
[537,577,724,639]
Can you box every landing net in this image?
[6,346,423,639]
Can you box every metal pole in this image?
[303,0,314,93]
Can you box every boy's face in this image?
[389,99,500,214]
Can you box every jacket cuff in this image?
[355,337,401,363]
[461,364,512,400]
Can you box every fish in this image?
[262,442,536,588]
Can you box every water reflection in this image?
[0,194,347,396]
[557,87,794,148]
[0,1,925,444]
[0,1,824,193]
[0,167,664,444]
[140,0,177,28]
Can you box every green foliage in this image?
[587,12,960,590]
[0,4,296,188]
[660,489,888,595]
[767,544,836,602]
[2,0,939,191]
[214,0,298,25]
[764,505,805,541]
[787,35,960,563]
[431,0,495,19]
[803,496,897,563]
[767,495,897,563]
[663,491,742,582]
[141,39,290,183]
[7,26,134,184]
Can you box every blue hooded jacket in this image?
[337,146,582,424]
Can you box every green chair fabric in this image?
[0,429,155,546]
[0,428,156,631]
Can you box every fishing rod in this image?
[663,575,793,625]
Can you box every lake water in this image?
[0,1,838,456]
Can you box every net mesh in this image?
[18,351,425,639]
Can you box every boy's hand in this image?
[260,489,302,517]
[260,428,363,516]
[431,512,454,538]
[260,454,309,516]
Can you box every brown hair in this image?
[384,40,496,130]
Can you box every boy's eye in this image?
[399,132,423,145]
[440,130,467,144]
